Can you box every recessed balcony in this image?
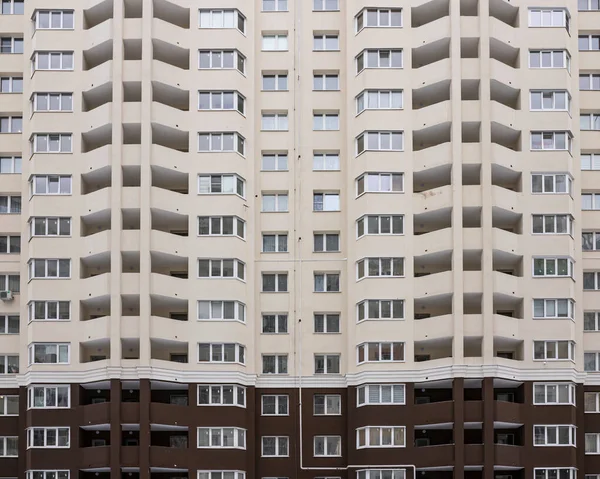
[84,0,114,30]
[153,0,190,28]
[412,0,449,28]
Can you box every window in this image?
[0,196,21,214]
[197,257,245,281]
[0,37,22,53]
[356,49,403,73]
[0,117,20,135]
[262,395,288,415]
[532,257,573,278]
[532,174,572,194]
[356,131,404,154]
[0,437,17,456]
[581,73,600,90]
[357,258,404,279]
[198,216,245,238]
[28,301,70,321]
[357,384,405,406]
[0,315,18,334]
[0,274,19,292]
[313,113,339,130]
[30,217,71,237]
[314,394,341,415]
[0,355,18,374]
[582,153,600,170]
[27,427,69,448]
[358,471,405,479]
[357,173,404,195]
[313,34,339,51]
[262,113,289,131]
[198,91,245,114]
[262,34,288,51]
[27,472,69,479]
[357,215,404,237]
[314,0,338,10]
[528,9,570,28]
[197,385,246,407]
[0,395,18,415]
[584,231,600,251]
[262,193,288,212]
[31,92,73,112]
[262,273,288,292]
[580,35,600,51]
[533,299,575,319]
[198,343,245,364]
[262,354,288,374]
[314,354,340,374]
[314,233,339,252]
[534,425,576,446]
[263,0,288,12]
[198,175,245,197]
[580,0,600,10]
[29,259,71,279]
[586,352,600,371]
[585,272,600,290]
[357,300,405,321]
[535,470,576,479]
[313,73,339,91]
[529,50,570,69]
[357,90,403,114]
[530,132,572,151]
[585,392,600,412]
[262,436,288,456]
[198,9,245,33]
[0,77,22,92]
[357,342,405,363]
[356,8,402,31]
[1,0,23,14]
[582,114,600,131]
[356,426,405,448]
[313,192,340,211]
[314,313,340,333]
[0,236,19,253]
[197,301,245,322]
[262,233,288,253]
[32,134,72,153]
[198,50,245,73]
[583,193,600,210]
[29,343,69,364]
[533,383,576,405]
[31,175,72,195]
[262,73,288,91]
[35,10,74,29]
[313,152,340,170]
[532,215,572,235]
[533,340,575,361]
[587,434,600,453]
[585,312,600,331]
[314,436,341,456]
[262,153,288,171]
[530,91,569,111]
[33,51,74,70]
[262,314,288,333]
[314,273,340,292]
[197,427,246,449]
[0,156,21,173]
[198,133,245,155]
[27,385,70,409]
[198,472,245,479]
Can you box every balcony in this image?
[80,445,111,469]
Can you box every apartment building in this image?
[0,0,600,477]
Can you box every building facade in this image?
[0,0,599,478]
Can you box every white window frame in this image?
[0,315,18,334]
[314,394,341,415]
[585,311,600,331]
[198,216,245,239]
[357,299,405,321]
[28,343,70,365]
[313,0,339,11]
[0,156,21,173]
[0,395,18,415]
[529,50,571,70]
[30,217,71,237]
[530,90,570,112]
[27,473,69,479]
[262,0,288,12]
[528,8,570,28]
[198,472,245,479]
[357,257,405,279]
[314,272,340,292]
[314,436,341,456]
[356,49,403,73]
[27,385,70,409]
[582,153,600,170]
[535,469,576,479]
[198,9,245,34]
[197,427,246,449]
[30,175,72,195]
[262,233,288,253]
[261,436,289,456]
[585,272,600,290]
[533,383,576,405]
[532,214,572,235]
[357,215,404,237]
[583,193,600,210]
[198,91,245,114]
[197,133,245,155]
[533,340,575,361]
[0,436,18,457]
[313,233,340,252]
[0,235,19,253]
[314,313,341,334]
[198,50,245,73]
[261,313,288,334]
[583,231,600,251]
[586,352,600,371]
[356,426,406,448]
[581,73,600,90]
[357,90,403,114]
[32,51,74,71]
[313,112,340,131]
[532,299,575,319]
[31,133,73,153]
[356,131,404,154]
[532,257,573,278]
[357,342,405,364]
[262,354,288,374]
[0,116,21,133]
[261,193,289,212]
[0,196,20,213]
[261,395,289,416]
[314,354,340,374]
[533,425,576,446]
[261,112,289,131]
[0,274,19,293]
[357,384,406,406]
[580,0,600,10]
[261,152,288,171]
[532,174,572,194]
[313,152,340,171]
[198,258,245,280]
[27,427,70,448]
[356,8,402,32]
[313,34,339,51]
[579,34,600,51]
[313,73,339,91]
[0,76,23,92]
[262,34,288,51]
[28,301,70,321]
[0,36,23,54]
[0,355,18,373]
[34,10,74,30]
[262,273,288,292]
[585,392,600,412]
[581,113,600,131]
[530,132,572,152]
[358,471,405,479]
[1,0,23,15]
[313,192,340,212]
[262,73,288,91]
[197,174,245,197]
[197,384,246,407]
[587,433,600,453]
[28,259,71,279]
[197,343,245,364]
[32,92,73,112]
[357,173,404,195]
[197,300,245,322]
